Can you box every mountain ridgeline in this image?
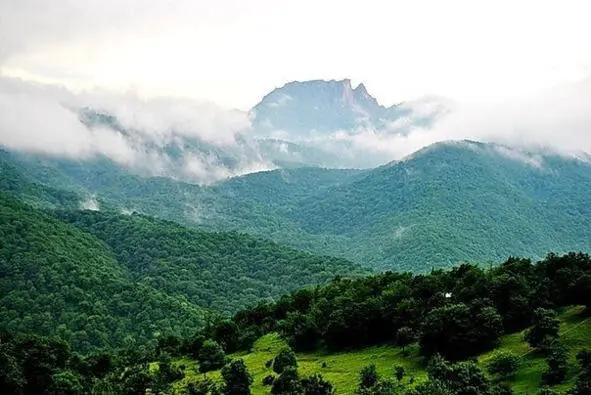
[1,77,591,394]
[3,140,591,271]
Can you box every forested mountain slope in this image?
[285,141,591,269]
[0,192,203,352]
[56,209,367,315]
[3,140,591,271]
[0,192,366,352]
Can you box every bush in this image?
[271,367,300,394]
[262,375,275,386]
[487,351,520,380]
[272,348,298,374]
[542,343,568,385]
[301,374,334,395]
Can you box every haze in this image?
[2,0,590,109]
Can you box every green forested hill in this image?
[284,141,591,269]
[0,192,203,352]
[3,141,591,272]
[56,209,367,314]
[0,192,366,352]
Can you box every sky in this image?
[1,0,591,183]
[2,0,591,109]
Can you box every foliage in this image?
[0,191,365,351]
[421,355,494,395]
[273,348,298,374]
[301,374,334,395]
[394,366,405,382]
[220,253,591,365]
[187,377,222,395]
[570,349,591,394]
[487,351,520,380]
[396,327,415,354]
[262,374,275,386]
[271,366,301,394]
[525,308,560,349]
[419,303,502,360]
[5,141,591,272]
[198,340,227,373]
[358,364,379,389]
[221,359,252,395]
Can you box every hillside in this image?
[56,209,367,314]
[2,250,590,393]
[156,251,591,394]
[173,306,591,394]
[0,191,203,352]
[0,192,366,351]
[3,140,591,272]
[285,141,591,269]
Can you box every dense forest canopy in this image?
[3,140,591,272]
[0,191,366,352]
[2,251,590,394]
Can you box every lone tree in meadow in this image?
[221,359,253,395]
[524,308,560,349]
[198,340,227,373]
[273,348,298,374]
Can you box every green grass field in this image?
[172,306,590,394]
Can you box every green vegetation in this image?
[3,141,591,272]
[0,191,203,352]
[0,192,366,352]
[163,252,591,394]
[172,306,591,394]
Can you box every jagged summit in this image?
[250,79,391,137]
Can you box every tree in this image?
[153,354,185,393]
[221,359,252,395]
[273,348,298,374]
[0,339,24,394]
[198,340,227,373]
[48,370,83,395]
[487,351,520,380]
[356,380,396,395]
[571,349,591,395]
[396,327,414,354]
[212,320,240,354]
[543,343,568,385]
[271,366,301,395]
[156,334,183,356]
[185,334,206,359]
[358,364,379,389]
[117,364,153,395]
[280,312,319,351]
[419,304,502,360]
[537,386,559,395]
[262,375,275,386]
[188,376,222,395]
[301,374,334,395]
[394,365,405,383]
[425,356,493,395]
[524,308,560,349]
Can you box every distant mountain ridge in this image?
[3,140,590,271]
[251,79,396,137]
[69,78,449,177]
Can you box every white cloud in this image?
[81,196,100,211]
[2,0,590,109]
[0,77,265,183]
[0,81,137,163]
[76,91,251,146]
[313,76,591,164]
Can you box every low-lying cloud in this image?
[0,76,271,184]
[314,76,591,164]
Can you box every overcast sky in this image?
[2,0,590,109]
